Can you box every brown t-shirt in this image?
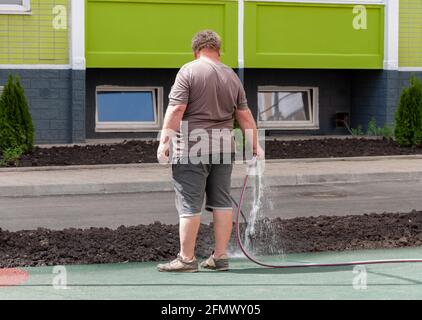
[169,57,248,156]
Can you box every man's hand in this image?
[157,104,187,164]
[254,144,265,160]
[157,141,170,164]
[235,108,264,160]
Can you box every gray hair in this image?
[191,30,222,52]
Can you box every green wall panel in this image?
[244,2,384,69]
[0,0,69,65]
[86,0,238,68]
[399,0,422,68]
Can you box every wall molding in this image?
[383,0,399,70]
[71,0,86,70]
[238,0,245,70]
[398,67,422,72]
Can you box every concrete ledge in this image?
[1,172,421,198]
[0,182,174,197]
[1,157,421,198]
[1,171,421,198]
[0,162,170,173]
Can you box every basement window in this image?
[257,86,319,130]
[0,0,31,14]
[95,86,163,132]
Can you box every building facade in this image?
[1,0,421,144]
[0,0,85,143]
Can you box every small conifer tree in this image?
[0,74,34,165]
[394,76,422,147]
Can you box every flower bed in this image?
[1,210,421,268]
[1,138,422,167]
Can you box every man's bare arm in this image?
[160,104,187,143]
[235,108,264,158]
[157,104,187,163]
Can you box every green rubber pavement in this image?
[1,247,422,300]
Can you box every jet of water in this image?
[243,159,285,257]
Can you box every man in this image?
[157,30,263,272]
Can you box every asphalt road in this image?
[1,180,421,231]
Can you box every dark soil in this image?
[265,138,422,159]
[2,138,422,167]
[1,210,422,268]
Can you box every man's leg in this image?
[213,209,233,258]
[157,161,207,272]
[200,157,233,271]
[179,215,201,261]
[204,158,234,260]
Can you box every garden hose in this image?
[233,158,422,268]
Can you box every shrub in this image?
[394,76,422,147]
[380,124,394,140]
[15,77,34,150]
[0,113,19,151]
[0,74,34,165]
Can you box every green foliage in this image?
[351,125,364,136]
[233,118,245,153]
[366,117,394,140]
[234,119,240,130]
[0,74,34,166]
[350,118,394,140]
[15,77,34,150]
[379,124,394,140]
[394,76,422,147]
[0,115,19,149]
[0,145,25,167]
[366,117,379,136]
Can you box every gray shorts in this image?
[172,154,234,217]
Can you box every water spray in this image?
[233,157,422,268]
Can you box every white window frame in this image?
[257,86,319,130]
[0,0,31,14]
[95,86,163,133]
